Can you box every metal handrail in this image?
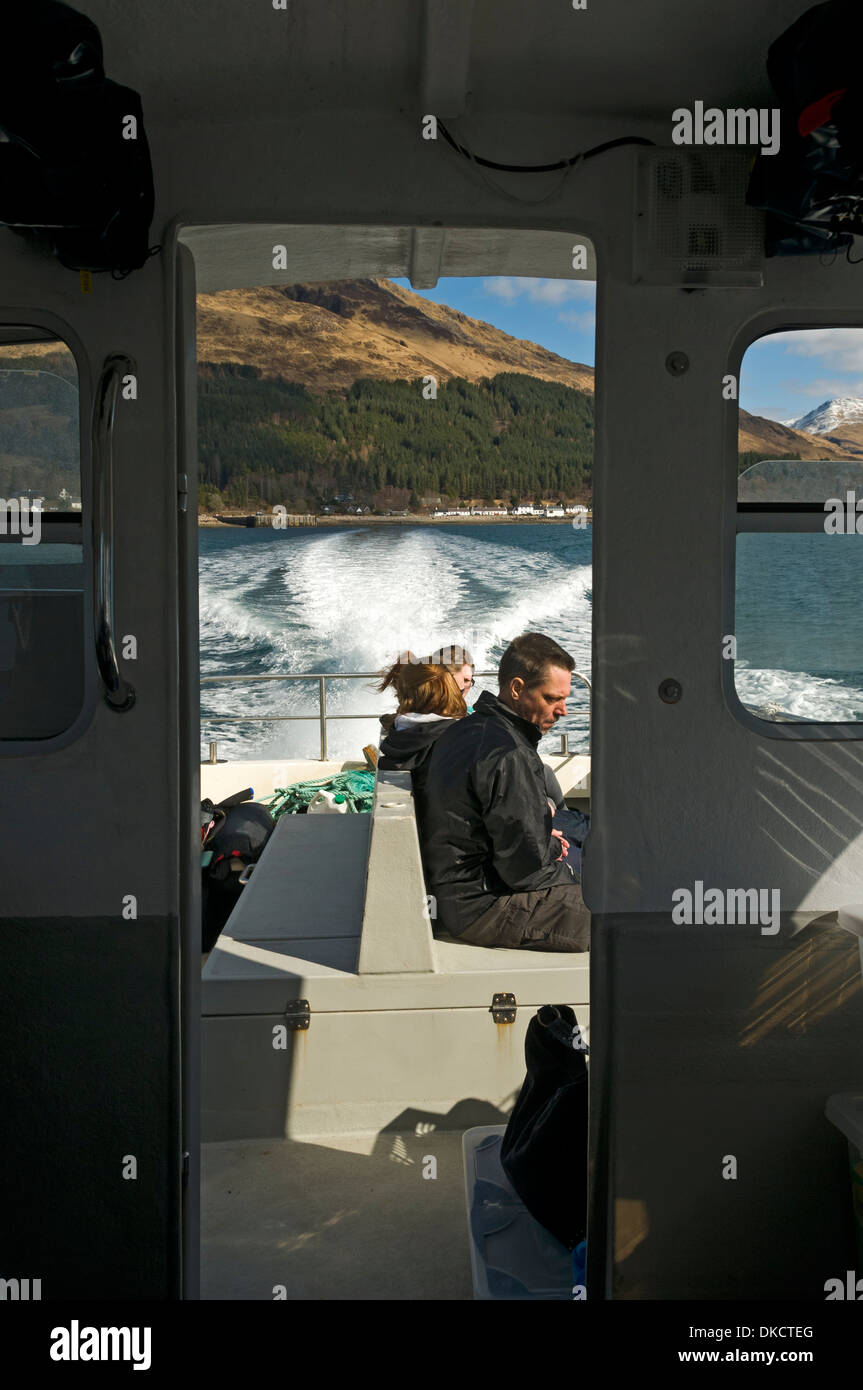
[93,353,136,712]
[201,669,592,761]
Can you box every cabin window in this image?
[733,331,863,727]
[0,335,84,740]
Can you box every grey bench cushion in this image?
[221,812,371,944]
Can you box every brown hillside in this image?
[196,278,594,394]
[819,424,863,449]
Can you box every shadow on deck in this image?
[202,1102,508,1300]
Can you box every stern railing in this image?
[200,669,591,762]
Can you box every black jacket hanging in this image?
[0,1,155,273]
[500,1003,589,1250]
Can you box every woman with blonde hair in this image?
[376,650,467,827]
[423,644,475,708]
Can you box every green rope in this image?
[262,769,376,819]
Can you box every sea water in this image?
[199,523,863,761]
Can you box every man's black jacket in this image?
[420,689,574,937]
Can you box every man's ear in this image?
[509,677,524,701]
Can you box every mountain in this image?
[738,408,862,461]
[196,278,595,395]
[786,397,863,434]
[783,396,863,451]
[197,278,862,464]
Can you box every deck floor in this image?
[202,1130,474,1300]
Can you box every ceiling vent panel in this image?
[633,148,764,288]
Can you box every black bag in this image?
[2,1,104,96]
[201,794,275,953]
[0,1,154,273]
[500,1003,589,1250]
[747,0,863,254]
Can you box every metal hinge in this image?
[285,999,310,1030]
[490,992,516,1023]
[177,472,188,513]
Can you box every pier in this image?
[214,512,317,527]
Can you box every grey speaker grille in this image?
[634,148,764,286]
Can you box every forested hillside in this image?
[197,367,595,511]
[0,349,78,503]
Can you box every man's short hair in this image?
[498,632,575,691]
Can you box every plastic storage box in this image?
[462,1125,575,1300]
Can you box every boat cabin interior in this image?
[1,0,863,1310]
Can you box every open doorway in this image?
[184,226,596,1300]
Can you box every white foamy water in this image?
[734,665,863,723]
[280,528,470,669]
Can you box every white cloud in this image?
[482,277,521,300]
[792,376,863,399]
[558,309,596,331]
[482,276,595,305]
[764,328,863,371]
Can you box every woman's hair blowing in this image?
[378,651,467,717]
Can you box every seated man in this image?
[420,632,590,952]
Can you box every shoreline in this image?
[198,512,593,528]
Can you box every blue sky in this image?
[740,328,863,422]
[392,272,595,370]
[394,277,863,425]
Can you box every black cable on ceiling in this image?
[435,117,654,174]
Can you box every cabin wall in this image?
[588,915,863,1300]
[0,231,184,1296]
[592,253,863,914]
[588,240,863,1298]
[0,234,181,918]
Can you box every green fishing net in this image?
[263,769,376,819]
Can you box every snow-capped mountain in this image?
[785,397,863,435]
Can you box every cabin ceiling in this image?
[88,0,816,292]
[87,0,813,123]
